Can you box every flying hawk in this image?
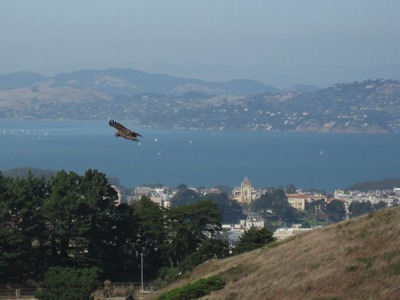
[109,120,142,142]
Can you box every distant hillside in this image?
[282,84,320,93]
[0,71,47,89]
[0,68,278,96]
[152,207,400,300]
[1,167,57,180]
[0,69,399,133]
[346,178,400,192]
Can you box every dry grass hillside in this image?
[151,207,400,300]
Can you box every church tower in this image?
[239,177,252,204]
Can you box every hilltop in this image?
[0,69,399,133]
[0,69,278,96]
[151,207,400,300]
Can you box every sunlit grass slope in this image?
[152,207,400,300]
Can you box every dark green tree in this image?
[0,173,49,282]
[44,170,82,264]
[35,266,100,300]
[164,200,222,267]
[0,174,22,282]
[78,169,119,267]
[0,169,138,282]
[373,201,387,211]
[284,184,297,194]
[176,183,188,191]
[252,188,297,223]
[234,227,275,255]
[201,193,245,224]
[326,200,346,222]
[43,169,119,269]
[305,199,329,222]
[99,202,139,280]
[349,201,373,218]
[171,187,200,207]
[132,195,167,278]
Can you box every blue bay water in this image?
[1,119,399,191]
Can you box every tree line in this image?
[0,169,274,286]
[0,169,229,283]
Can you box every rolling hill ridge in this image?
[0,69,399,133]
[0,68,278,96]
[152,207,400,300]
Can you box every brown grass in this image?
[149,207,400,300]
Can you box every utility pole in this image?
[141,252,144,292]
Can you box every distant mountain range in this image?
[0,68,290,96]
[0,68,399,133]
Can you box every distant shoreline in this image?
[0,118,395,134]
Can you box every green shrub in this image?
[156,266,183,288]
[34,266,100,300]
[234,227,276,255]
[157,275,225,300]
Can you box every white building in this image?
[273,224,312,240]
[133,186,172,208]
[222,215,265,244]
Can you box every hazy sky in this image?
[1,1,400,87]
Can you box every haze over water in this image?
[1,120,399,191]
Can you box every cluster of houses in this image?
[333,188,400,207]
[231,177,328,209]
[125,177,400,242]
